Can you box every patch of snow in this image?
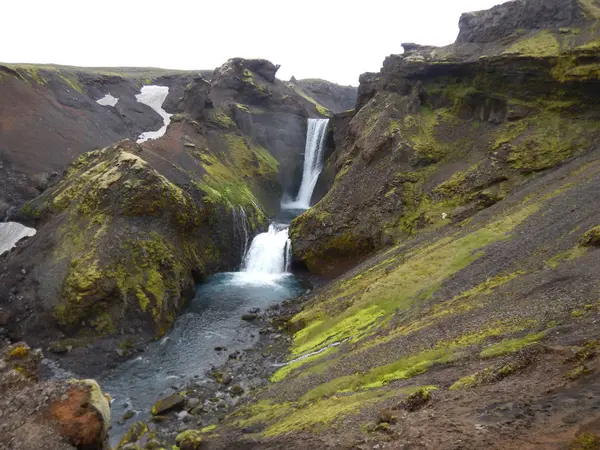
[135,85,172,143]
[0,222,36,254]
[96,94,119,107]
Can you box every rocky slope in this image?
[290,0,600,276]
[0,64,204,218]
[0,58,334,375]
[154,0,600,448]
[287,78,358,114]
[0,60,332,217]
[0,341,112,450]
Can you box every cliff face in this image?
[290,0,600,275]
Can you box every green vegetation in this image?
[270,345,340,383]
[506,113,596,172]
[570,433,600,450]
[210,111,236,129]
[449,362,520,390]
[479,331,547,359]
[290,204,538,359]
[175,430,203,449]
[504,30,560,56]
[580,225,600,247]
[233,389,394,437]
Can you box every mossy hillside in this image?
[291,37,600,275]
[290,204,539,360]
[21,142,233,340]
[288,82,333,117]
[192,128,280,220]
[220,165,600,444]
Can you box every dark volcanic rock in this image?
[290,0,600,275]
[152,394,185,415]
[290,78,358,113]
[457,0,590,43]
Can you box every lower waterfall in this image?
[242,223,291,275]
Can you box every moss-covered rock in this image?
[580,226,600,247]
[175,430,203,450]
[290,13,600,276]
[0,136,278,368]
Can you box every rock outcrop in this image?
[287,78,358,113]
[290,0,600,275]
[0,341,111,450]
[0,131,275,373]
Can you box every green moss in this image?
[580,0,600,19]
[580,225,600,247]
[5,344,30,360]
[449,373,479,390]
[433,163,481,200]
[234,103,250,113]
[504,31,560,57]
[211,111,236,129]
[317,104,332,117]
[507,113,597,172]
[479,331,547,359]
[175,430,203,449]
[400,387,433,411]
[566,364,590,380]
[57,73,84,94]
[270,345,340,383]
[200,424,217,433]
[118,421,149,449]
[290,204,538,359]
[449,362,519,390]
[492,120,530,150]
[547,246,588,269]
[406,107,452,162]
[301,321,528,401]
[570,432,600,450]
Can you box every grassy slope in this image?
[212,145,600,447]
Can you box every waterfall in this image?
[283,118,329,210]
[233,119,330,278]
[232,205,250,264]
[242,223,291,275]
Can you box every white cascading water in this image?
[236,118,329,279]
[283,118,329,210]
[242,223,291,276]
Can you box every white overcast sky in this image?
[2,0,505,86]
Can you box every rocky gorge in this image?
[3,0,600,449]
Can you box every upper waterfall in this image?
[283,118,329,210]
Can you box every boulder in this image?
[175,430,203,450]
[151,393,185,415]
[50,379,111,449]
